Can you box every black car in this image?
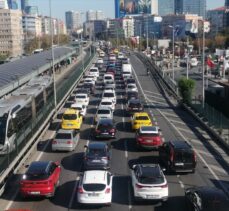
[159,140,197,173]
[82,83,95,94]
[126,91,139,102]
[185,187,229,211]
[94,118,116,139]
[83,142,111,170]
[127,99,143,113]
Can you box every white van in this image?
[122,64,132,80]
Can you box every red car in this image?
[136,126,163,149]
[20,161,61,198]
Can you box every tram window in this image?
[7,119,15,137]
[16,104,32,130]
[35,92,45,113]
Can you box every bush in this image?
[178,77,195,105]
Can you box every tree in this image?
[178,77,195,105]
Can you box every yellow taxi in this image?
[113,48,119,54]
[61,108,83,130]
[131,112,153,130]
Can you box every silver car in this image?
[52,129,79,151]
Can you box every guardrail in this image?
[0,50,96,195]
[135,52,229,152]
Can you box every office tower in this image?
[86,10,96,21]
[0,0,8,9]
[7,0,18,9]
[24,5,38,16]
[65,11,82,31]
[96,10,104,20]
[158,0,175,16]
[225,0,229,27]
[21,0,29,11]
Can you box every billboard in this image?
[115,0,152,18]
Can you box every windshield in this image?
[105,76,112,80]
[174,151,193,162]
[104,93,114,98]
[129,102,141,107]
[98,122,113,130]
[0,116,7,145]
[63,114,77,120]
[76,95,86,99]
[83,184,106,191]
[139,133,159,137]
[90,69,97,72]
[98,110,110,114]
[101,102,112,106]
[139,175,164,184]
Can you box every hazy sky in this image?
[29,0,225,21]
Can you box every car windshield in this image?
[136,116,149,121]
[0,116,7,145]
[76,95,86,99]
[72,106,82,111]
[105,76,112,80]
[98,110,110,114]
[123,71,131,74]
[90,69,97,72]
[63,114,77,120]
[25,172,49,180]
[139,175,164,184]
[83,184,106,192]
[104,93,114,97]
[55,133,72,139]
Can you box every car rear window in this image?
[98,123,113,130]
[63,114,77,120]
[101,102,112,105]
[83,184,106,192]
[104,93,114,98]
[139,176,164,184]
[76,95,86,99]
[56,133,72,139]
[98,110,110,114]
[123,71,131,74]
[174,151,193,162]
[136,116,149,121]
[129,102,141,107]
[90,69,98,72]
[139,132,158,137]
[88,148,106,156]
[105,76,112,80]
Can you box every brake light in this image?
[135,183,144,189]
[170,148,174,162]
[67,141,73,144]
[160,184,168,188]
[52,140,57,144]
[109,129,115,133]
[78,187,84,194]
[105,188,111,193]
[193,151,197,163]
[137,138,143,142]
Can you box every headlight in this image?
[22,174,27,180]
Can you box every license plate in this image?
[146,140,152,143]
[146,195,159,199]
[89,193,99,197]
[67,124,72,126]
[175,163,184,166]
[30,191,40,195]
[92,160,100,163]
[102,133,109,135]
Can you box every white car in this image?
[99,99,115,111]
[89,67,99,78]
[99,51,105,57]
[102,90,116,104]
[95,107,113,123]
[103,74,114,85]
[77,170,113,205]
[118,52,124,59]
[75,94,89,107]
[97,58,104,64]
[84,78,95,86]
[71,103,87,117]
[85,75,96,82]
[105,81,115,89]
[104,87,115,93]
[126,84,138,92]
[131,164,168,202]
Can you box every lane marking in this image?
[145,93,166,101]
[128,181,133,210]
[132,65,229,197]
[145,90,162,96]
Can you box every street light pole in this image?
[186,36,189,79]
[202,5,206,109]
[146,15,149,51]
[172,27,175,81]
[49,0,57,112]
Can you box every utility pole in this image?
[202,9,206,109]
[186,36,189,79]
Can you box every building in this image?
[41,16,51,35]
[86,10,96,21]
[0,0,8,9]
[7,0,18,9]
[21,0,29,12]
[175,0,206,18]
[24,5,38,16]
[108,19,125,39]
[96,10,104,20]
[122,17,134,38]
[65,10,82,31]
[225,0,229,27]
[58,20,67,35]
[158,0,175,16]
[0,9,23,57]
[207,7,225,37]
[84,20,106,39]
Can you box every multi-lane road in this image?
[1,53,229,211]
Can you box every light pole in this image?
[49,0,57,112]
[169,25,175,81]
[146,15,149,51]
[202,4,206,109]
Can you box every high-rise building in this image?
[225,0,229,27]
[158,0,175,16]
[7,0,18,9]
[86,10,96,21]
[65,11,82,31]
[0,0,9,9]
[96,10,104,20]
[21,0,29,11]
[0,8,23,56]
[175,0,206,18]
[24,5,38,16]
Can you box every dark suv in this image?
[127,99,143,113]
[159,141,197,173]
[94,118,116,139]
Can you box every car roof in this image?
[27,161,51,175]
[76,93,87,97]
[103,90,114,93]
[129,99,141,103]
[83,170,107,184]
[139,126,159,134]
[133,112,149,117]
[137,164,161,177]
[170,140,192,150]
[101,98,113,102]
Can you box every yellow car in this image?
[61,108,83,130]
[131,112,153,130]
[113,49,119,54]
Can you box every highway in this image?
[1,53,229,211]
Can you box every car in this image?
[131,164,168,202]
[52,129,79,151]
[131,112,153,130]
[71,103,87,117]
[83,142,111,170]
[104,80,115,89]
[99,51,105,57]
[136,126,163,149]
[74,94,89,107]
[85,75,97,82]
[95,107,113,123]
[159,140,197,173]
[20,161,61,198]
[126,91,139,102]
[77,170,113,205]
[94,118,116,139]
[82,83,95,94]
[185,186,229,211]
[84,78,95,86]
[103,74,114,85]
[102,90,116,104]
[61,108,83,130]
[97,58,104,64]
[73,88,90,95]
[104,87,115,93]
[117,52,124,59]
[121,57,129,64]
[126,83,138,92]
[127,99,143,113]
[125,78,136,87]
[89,67,99,78]
[99,99,115,111]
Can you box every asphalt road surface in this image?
[1,54,229,211]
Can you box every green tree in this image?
[178,77,195,105]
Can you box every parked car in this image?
[94,118,116,139]
[185,186,229,211]
[20,161,61,198]
[95,107,113,123]
[159,140,197,173]
[83,142,111,170]
[77,170,113,205]
[127,99,143,113]
[131,112,153,130]
[136,126,163,149]
[131,164,168,202]
[52,129,79,151]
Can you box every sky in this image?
[28,0,225,21]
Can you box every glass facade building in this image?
[158,0,175,16]
[21,0,29,11]
[7,0,18,9]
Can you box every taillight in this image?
[160,184,168,188]
[78,187,84,194]
[193,151,197,163]
[170,149,174,162]
[105,188,111,193]
[135,183,144,189]
[96,129,100,133]
[109,129,115,133]
[137,138,143,142]
[52,140,57,144]
[67,141,73,144]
